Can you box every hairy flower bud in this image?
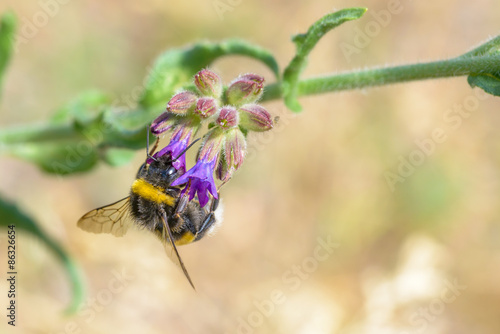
[195,97,218,118]
[216,106,239,129]
[238,104,273,132]
[194,69,223,98]
[167,91,197,114]
[224,128,246,170]
[199,128,225,162]
[216,157,234,182]
[240,73,265,85]
[150,111,177,135]
[226,74,264,106]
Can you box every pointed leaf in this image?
[468,73,500,97]
[0,11,16,98]
[282,7,367,112]
[0,197,85,314]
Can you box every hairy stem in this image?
[2,54,499,145]
[262,54,500,102]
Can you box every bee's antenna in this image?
[173,138,201,162]
[146,128,159,162]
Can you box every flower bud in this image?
[173,122,196,142]
[240,73,265,85]
[226,74,264,106]
[194,69,223,98]
[216,106,239,129]
[216,157,234,182]
[224,128,246,170]
[195,97,218,118]
[151,111,177,135]
[199,128,225,162]
[166,91,197,114]
[238,104,273,132]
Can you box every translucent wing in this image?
[77,197,133,237]
[159,209,196,289]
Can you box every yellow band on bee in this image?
[131,179,175,206]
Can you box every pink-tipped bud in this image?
[238,104,273,132]
[195,97,218,118]
[199,128,225,162]
[224,128,246,170]
[194,69,223,98]
[216,106,239,129]
[240,73,265,85]
[151,112,177,135]
[167,91,197,114]
[226,74,264,106]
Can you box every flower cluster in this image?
[150,69,274,207]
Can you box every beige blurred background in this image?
[1,0,500,333]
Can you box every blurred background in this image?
[1,0,500,333]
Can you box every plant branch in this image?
[262,54,500,102]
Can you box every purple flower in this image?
[147,127,192,172]
[171,156,218,207]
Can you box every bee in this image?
[77,136,222,289]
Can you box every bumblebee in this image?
[77,139,221,288]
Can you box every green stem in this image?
[262,54,500,102]
[1,55,499,145]
[0,123,77,144]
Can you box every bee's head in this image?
[143,153,181,184]
[137,137,200,185]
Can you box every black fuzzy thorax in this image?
[128,154,208,242]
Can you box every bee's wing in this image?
[159,210,196,289]
[77,197,133,237]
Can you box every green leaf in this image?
[0,107,147,175]
[51,90,111,125]
[0,11,16,99]
[0,90,146,174]
[0,197,85,314]
[468,73,500,97]
[282,7,367,112]
[3,142,99,175]
[459,35,500,58]
[461,35,500,98]
[139,39,279,112]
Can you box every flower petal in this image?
[171,156,218,207]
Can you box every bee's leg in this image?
[169,191,191,233]
[169,199,198,245]
[211,195,220,211]
[174,192,189,216]
[173,179,192,222]
[194,194,220,241]
[159,207,196,289]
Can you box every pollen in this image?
[131,179,175,206]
